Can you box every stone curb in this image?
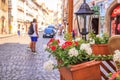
[0,34,17,39]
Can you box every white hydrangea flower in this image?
[80,43,90,50]
[43,60,54,71]
[68,47,79,57]
[89,38,95,44]
[43,44,47,49]
[85,47,92,55]
[80,43,87,50]
[80,43,92,55]
[113,50,120,63]
[114,50,120,54]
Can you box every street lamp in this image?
[75,0,94,40]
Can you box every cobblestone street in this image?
[0,33,60,80]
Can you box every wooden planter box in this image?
[91,44,110,55]
[59,60,101,80]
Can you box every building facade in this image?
[63,0,120,37]
[52,0,63,27]
[0,0,8,34]
[8,0,49,34]
[105,0,120,36]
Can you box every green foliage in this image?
[64,32,72,41]
[92,55,113,61]
[88,31,110,44]
[88,31,96,39]
[46,38,113,68]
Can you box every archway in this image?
[105,0,119,36]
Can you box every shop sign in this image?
[92,6,100,15]
[112,5,120,17]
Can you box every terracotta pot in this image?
[59,60,101,80]
[91,44,110,55]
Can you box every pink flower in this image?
[109,70,120,80]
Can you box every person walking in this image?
[30,18,39,54]
[17,24,21,37]
[72,30,76,40]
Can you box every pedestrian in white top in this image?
[30,18,39,53]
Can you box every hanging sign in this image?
[111,5,120,17]
[92,6,100,15]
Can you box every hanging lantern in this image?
[75,0,94,40]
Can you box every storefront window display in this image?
[86,0,115,35]
[111,19,116,35]
[111,5,120,35]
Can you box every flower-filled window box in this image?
[88,32,110,55]
[43,38,113,80]
[59,60,101,80]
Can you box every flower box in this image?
[43,38,112,80]
[59,60,101,80]
[91,44,110,55]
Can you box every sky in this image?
[44,0,58,11]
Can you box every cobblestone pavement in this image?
[0,33,60,80]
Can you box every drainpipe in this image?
[68,0,73,33]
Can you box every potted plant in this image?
[88,32,110,55]
[43,38,113,80]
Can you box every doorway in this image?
[92,18,99,34]
[115,15,120,34]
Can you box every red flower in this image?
[61,41,73,49]
[57,39,60,43]
[50,46,56,51]
[61,43,67,49]
[49,38,55,42]
[74,41,79,46]
[65,41,73,46]
[47,38,55,45]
